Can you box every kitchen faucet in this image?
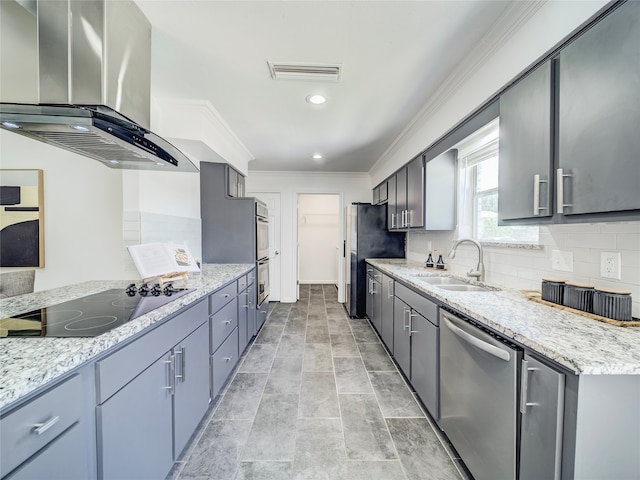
[447,238,485,282]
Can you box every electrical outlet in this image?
[600,252,621,279]
[551,250,574,272]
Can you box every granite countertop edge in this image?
[0,263,254,411]
[366,258,640,376]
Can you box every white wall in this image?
[0,131,126,290]
[298,194,340,284]
[407,222,640,318]
[246,171,370,302]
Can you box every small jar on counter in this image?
[593,288,633,321]
[563,282,595,313]
[541,278,566,305]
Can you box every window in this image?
[456,119,538,244]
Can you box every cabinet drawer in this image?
[210,297,238,353]
[209,282,237,314]
[95,298,208,404]
[395,282,438,325]
[211,327,239,397]
[6,421,90,480]
[0,374,83,478]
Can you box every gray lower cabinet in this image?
[393,297,411,376]
[380,274,394,353]
[210,281,241,398]
[519,353,565,480]
[95,298,210,479]
[0,369,94,480]
[173,322,211,459]
[97,353,174,480]
[366,269,382,334]
[557,0,640,217]
[393,283,439,420]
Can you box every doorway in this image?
[297,194,341,292]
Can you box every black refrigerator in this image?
[344,203,405,318]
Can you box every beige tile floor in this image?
[168,284,468,480]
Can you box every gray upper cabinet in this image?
[395,166,408,228]
[406,156,425,228]
[373,180,388,205]
[227,165,245,198]
[557,1,640,216]
[387,175,397,229]
[499,61,553,222]
[424,150,457,230]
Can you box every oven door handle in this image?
[442,315,510,362]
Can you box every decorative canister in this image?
[563,282,595,313]
[541,278,566,304]
[593,288,633,321]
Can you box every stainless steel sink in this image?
[436,284,497,292]
[414,276,465,285]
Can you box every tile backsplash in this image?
[407,222,640,318]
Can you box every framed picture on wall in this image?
[0,169,44,267]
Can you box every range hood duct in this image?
[0,0,197,172]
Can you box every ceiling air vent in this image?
[268,62,342,82]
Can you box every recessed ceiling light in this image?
[306,94,326,105]
[2,121,20,129]
[109,160,120,164]
[313,154,323,160]
[72,125,90,132]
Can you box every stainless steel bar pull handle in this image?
[556,168,573,214]
[409,312,419,335]
[387,279,393,299]
[391,213,396,229]
[33,416,60,435]
[175,347,185,382]
[519,360,539,414]
[403,307,410,331]
[164,355,176,394]
[533,174,548,216]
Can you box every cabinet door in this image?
[246,285,257,339]
[378,181,388,203]
[387,175,398,230]
[499,61,553,221]
[410,314,439,420]
[97,354,173,480]
[406,157,425,228]
[371,278,382,334]
[558,1,640,215]
[227,167,238,197]
[238,173,245,197]
[393,297,411,376]
[372,186,380,205]
[380,274,394,353]
[425,150,457,230]
[238,288,250,352]
[519,354,565,480]
[366,275,374,324]
[173,322,210,460]
[396,168,408,228]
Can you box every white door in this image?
[249,192,281,302]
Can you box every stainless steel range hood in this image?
[0,0,198,172]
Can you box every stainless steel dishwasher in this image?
[440,309,522,480]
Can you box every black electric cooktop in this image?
[0,284,192,338]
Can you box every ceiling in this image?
[135,1,515,173]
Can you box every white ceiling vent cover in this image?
[268,62,342,82]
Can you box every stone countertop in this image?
[367,258,640,376]
[0,263,254,411]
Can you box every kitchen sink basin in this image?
[436,284,497,292]
[414,276,465,285]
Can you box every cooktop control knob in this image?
[125,283,137,296]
